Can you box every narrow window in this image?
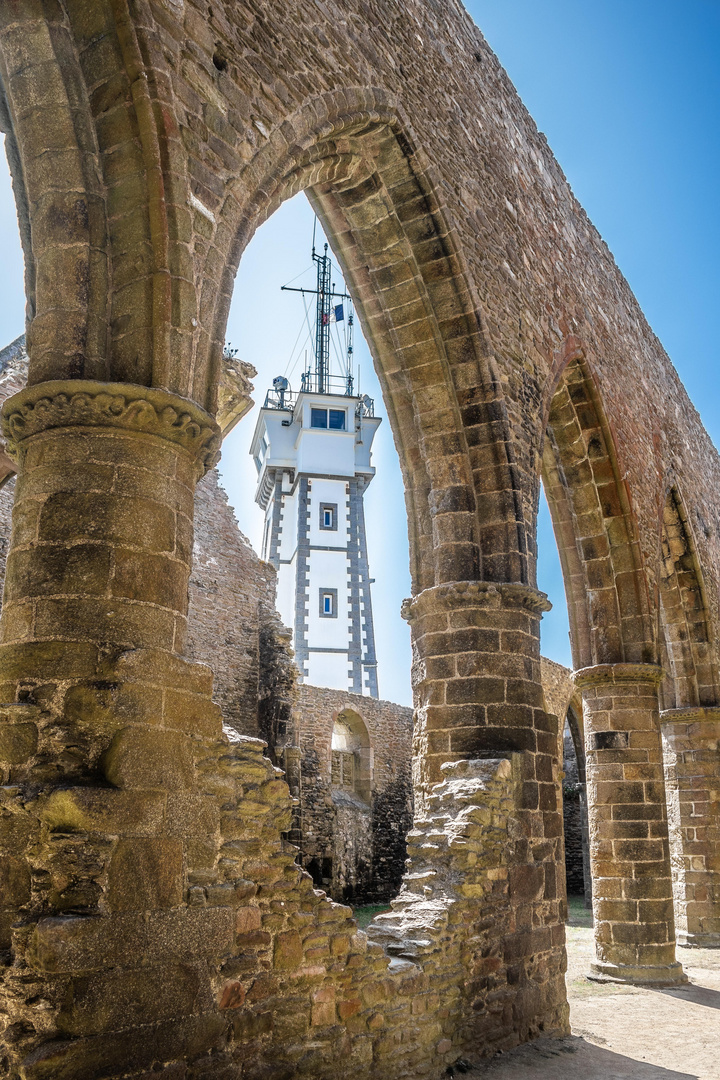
[319,588,338,618]
[328,409,346,430]
[319,503,338,531]
[311,408,327,428]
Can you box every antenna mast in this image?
[314,244,332,394]
[281,224,352,394]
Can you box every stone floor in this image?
[473,905,720,1080]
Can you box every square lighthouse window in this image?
[311,408,328,428]
[328,409,346,430]
[319,588,338,618]
[320,503,337,531]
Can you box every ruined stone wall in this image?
[0,338,27,602]
[294,684,414,904]
[540,657,575,726]
[3,0,719,1068]
[562,723,585,896]
[186,468,276,739]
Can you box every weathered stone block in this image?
[64,680,164,729]
[102,727,194,790]
[0,854,30,906]
[0,720,38,763]
[273,929,303,969]
[165,792,219,837]
[57,964,204,1036]
[107,648,213,695]
[107,838,183,911]
[38,788,166,836]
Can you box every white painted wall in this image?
[278,491,296,561]
[276,560,296,632]
[307,478,348,546]
[306,549,349,650]
[298,429,355,477]
[306,651,351,692]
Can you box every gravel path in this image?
[470,923,720,1080]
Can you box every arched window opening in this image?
[331,708,372,803]
[659,487,717,709]
[562,704,592,911]
[542,355,652,668]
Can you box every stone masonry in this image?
[0,339,413,921]
[291,684,413,904]
[0,1,719,1075]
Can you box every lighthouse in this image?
[250,243,381,697]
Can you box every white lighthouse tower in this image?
[250,244,381,697]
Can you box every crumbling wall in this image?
[294,684,414,904]
[187,470,277,738]
[257,603,298,765]
[562,723,585,896]
[540,658,575,724]
[0,656,565,1078]
[0,338,28,601]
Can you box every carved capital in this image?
[1,381,221,477]
[401,580,551,623]
[572,663,663,690]
[659,705,720,724]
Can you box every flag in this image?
[322,304,345,325]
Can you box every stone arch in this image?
[331,706,372,803]
[199,90,528,592]
[658,484,718,709]
[542,351,654,667]
[0,9,111,383]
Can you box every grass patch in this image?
[353,904,391,929]
[567,893,593,928]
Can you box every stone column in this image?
[660,706,720,947]
[0,380,220,659]
[402,579,569,1037]
[0,380,221,948]
[574,663,686,985]
[402,580,554,798]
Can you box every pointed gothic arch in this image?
[542,352,654,667]
[201,92,529,593]
[658,485,718,709]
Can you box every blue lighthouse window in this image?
[311,408,346,430]
[319,588,338,618]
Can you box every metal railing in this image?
[299,372,356,396]
[263,380,375,417]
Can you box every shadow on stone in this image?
[472,1036,698,1078]
[653,982,720,1011]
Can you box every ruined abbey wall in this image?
[0,0,719,1075]
[294,684,413,904]
[186,468,275,739]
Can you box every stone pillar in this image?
[403,580,569,1033]
[660,706,720,947]
[0,381,221,951]
[574,663,686,985]
[0,381,220,658]
[402,581,554,799]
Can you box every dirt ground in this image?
[472,904,720,1080]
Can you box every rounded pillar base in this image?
[588,960,687,986]
[677,932,720,949]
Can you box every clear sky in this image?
[0,2,717,706]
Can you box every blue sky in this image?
[0,2,717,705]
